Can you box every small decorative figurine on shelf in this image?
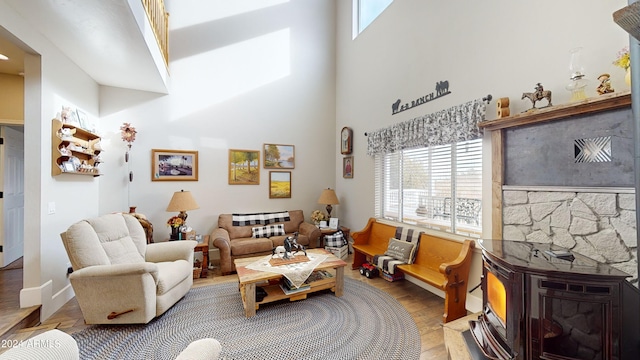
[60,106,74,124]
[596,73,615,95]
[56,127,76,141]
[58,146,71,156]
[521,82,552,110]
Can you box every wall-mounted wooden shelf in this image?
[478,91,631,131]
[51,119,103,177]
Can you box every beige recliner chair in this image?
[60,213,197,324]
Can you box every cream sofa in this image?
[60,213,196,324]
[211,210,320,274]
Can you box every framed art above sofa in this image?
[229,149,260,185]
[269,171,291,198]
[152,149,198,181]
[264,144,295,169]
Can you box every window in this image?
[374,139,482,237]
[355,0,394,36]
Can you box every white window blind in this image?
[375,139,482,237]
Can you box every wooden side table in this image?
[193,235,209,278]
[319,226,350,248]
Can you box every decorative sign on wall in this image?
[391,80,451,115]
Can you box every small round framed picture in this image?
[340,126,353,155]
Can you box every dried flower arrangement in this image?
[613,46,630,70]
[120,123,137,148]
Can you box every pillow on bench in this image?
[372,227,423,275]
[394,227,422,264]
[374,238,415,275]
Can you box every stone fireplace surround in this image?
[503,187,637,284]
[445,93,640,359]
[477,92,638,285]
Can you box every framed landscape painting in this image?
[264,144,295,169]
[269,171,291,198]
[229,149,260,185]
[152,149,198,181]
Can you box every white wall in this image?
[98,0,338,241]
[335,0,630,311]
[0,0,100,320]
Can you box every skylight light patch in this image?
[356,0,393,36]
[171,0,290,29]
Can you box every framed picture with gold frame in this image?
[151,149,198,181]
[269,171,291,198]
[229,149,260,185]
[340,126,353,155]
[264,144,295,169]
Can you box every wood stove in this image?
[470,239,639,360]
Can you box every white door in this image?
[0,126,25,267]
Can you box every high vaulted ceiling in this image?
[0,0,169,93]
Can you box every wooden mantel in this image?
[482,91,632,239]
[479,91,631,131]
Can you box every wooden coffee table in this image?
[234,248,347,318]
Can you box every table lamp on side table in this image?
[166,189,199,240]
[318,188,339,218]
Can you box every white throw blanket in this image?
[246,253,328,288]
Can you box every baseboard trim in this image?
[20,281,74,321]
[404,274,483,314]
[49,283,74,319]
[20,281,49,308]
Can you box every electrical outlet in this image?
[48,202,56,215]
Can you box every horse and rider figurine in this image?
[522,82,552,110]
[272,231,306,260]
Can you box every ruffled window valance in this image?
[366,98,487,156]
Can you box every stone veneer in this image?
[503,190,638,284]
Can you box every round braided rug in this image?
[72,277,421,359]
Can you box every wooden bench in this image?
[351,217,475,323]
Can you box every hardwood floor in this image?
[1,255,452,359]
[0,258,40,338]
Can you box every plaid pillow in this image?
[251,224,285,238]
[325,230,347,247]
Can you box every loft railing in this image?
[142,0,169,66]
